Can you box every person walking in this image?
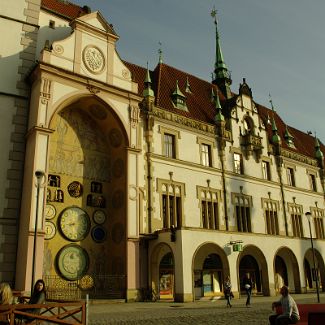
[243,273,252,307]
[269,286,300,325]
[224,276,232,308]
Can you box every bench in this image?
[297,304,325,325]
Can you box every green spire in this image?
[214,90,224,122]
[172,80,185,97]
[143,63,154,97]
[211,7,231,97]
[211,87,215,102]
[315,136,324,159]
[185,77,192,93]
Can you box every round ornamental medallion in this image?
[91,225,107,243]
[56,244,89,281]
[83,46,105,74]
[109,128,122,148]
[67,181,83,198]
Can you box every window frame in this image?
[232,193,252,233]
[198,186,220,230]
[288,203,303,237]
[262,160,271,181]
[262,199,279,235]
[233,153,243,174]
[311,207,325,239]
[159,126,180,159]
[286,167,296,187]
[158,179,185,229]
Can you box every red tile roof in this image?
[41,2,325,162]
[41,0,88,20]
[125,61,325,160]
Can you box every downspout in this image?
[276,157,288,236]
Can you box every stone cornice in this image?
[281,148,318,167]
[152,106,216,136]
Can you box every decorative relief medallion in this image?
[83,45,105,74]
[67,181,83,198]
[112,223,124,244]
[109,128,122,148]
[112,190,124,209]
[122,69,130,79]
[53,44,64,55]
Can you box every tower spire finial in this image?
[158,41,163,64]
[211,7,232,99]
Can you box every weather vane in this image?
[211,6,218,24]
[158,41,163,64]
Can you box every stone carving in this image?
[40,78,51,104]
[129,105,140,128]
[83,45,105,74]
[53,44,64,55]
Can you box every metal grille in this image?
[44,275,126,300]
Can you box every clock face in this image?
[91,225,106,243]
[45,204,56,220]
[93,210,106,224]
[57,244,89,281]
[59,207,90,241]
[45,221,56,240]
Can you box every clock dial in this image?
[57,244,89,280]
[45,204,56,220]
[93,210,106,224]
[59,207,90,241]
[91,225,106,243]
[44,221,56,240]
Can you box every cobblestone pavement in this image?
[88,293,324,325]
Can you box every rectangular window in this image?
[235,206,251,232]
[291,213,303,237]
[264,201,279,235]
[164,133,175,158]
[200,189,219,230]
[309,174,317,192]
[201,144,212,167]
[160,182,183,229]
[313,209,325,239]
[234,153,243,174]
[287,167,295,186]
[262,161,271,180]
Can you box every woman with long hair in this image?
[0,283,13,305]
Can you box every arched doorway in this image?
[274,247,300,293]
[238,245,269,296]
[192,243,229,299]
[304,248,325,292]
[150,243,174,301]
[239,255,261,293]
[43,96,128,299]
[159,252,174,299]
[275,256,288,291]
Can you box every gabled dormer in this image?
[284,126,295,149]
[171,80,188,111]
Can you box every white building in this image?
[0,0,324,302]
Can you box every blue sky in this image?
[73,0,325,141]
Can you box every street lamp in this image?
[31,170,45,293]
[305,212,320,303]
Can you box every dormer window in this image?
[284,126,295,148]
[171,80,188,111]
